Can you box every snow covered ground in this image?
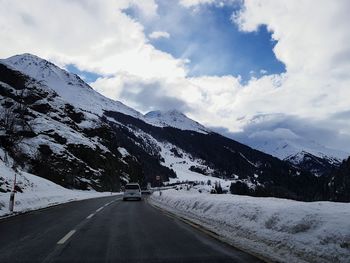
[0,161,121,218]
[150,189,350,263]
[157,141,231,186]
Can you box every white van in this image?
[123,183,142,201]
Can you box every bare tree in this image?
[0,88,32,166]
[0,106,16,134]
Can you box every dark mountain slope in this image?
[285,151,342,177]
[105,111,323,201]
[325,157,350,202]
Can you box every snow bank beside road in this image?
[150,189,350,263]
[0,162,121,218]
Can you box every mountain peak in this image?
[7,53,43,62]
[2,53,82,87]
[4,53,59,72]
[145,109,210,134]
[2,53,104,112]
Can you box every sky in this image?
[0,0,350,153]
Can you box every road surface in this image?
[0,195,263,263]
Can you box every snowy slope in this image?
[0,61,139,190]
[145,110,211,133]
[151,189,350,263]
[0,160,121,217]
[120,125,220,183]
[1,53,143,119]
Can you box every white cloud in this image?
[224,114,350,158]
[249,128,300,140]
[233,0,350,76]
[179,0,242,10]
[0,0,186,80]
[228,0,350,124]
[128,0,158,18]
[178,0,236,8]
[179,0,216,8]
[149,31,170,39]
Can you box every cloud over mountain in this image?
[1,0,349,151]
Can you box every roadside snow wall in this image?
[150,189,350,263]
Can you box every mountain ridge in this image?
[1,53,349,201]
[234,132,349,176]
[2,53,211,134]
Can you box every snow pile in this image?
[0,161,121,217]
[150,189,350,263]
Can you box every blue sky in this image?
[67,2,285,84]
[65,64,102,83]
[126,1,285,82]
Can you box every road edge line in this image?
[0,195,123,222]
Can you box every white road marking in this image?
[57,230,76,245]
[86,213,95,219]
[87,201,115,219]
[96,207,104,213]
[56,200,118,247]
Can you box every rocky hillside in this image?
[0,61,174,192]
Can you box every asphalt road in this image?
[0,195,263,263]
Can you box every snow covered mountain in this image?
[145,110,210,134]
[1,53,349,201]
[236,133,349,176]
[2,54,210,134]
[246,136,348,161]
[1,53,143,119]
[0,60,137,191]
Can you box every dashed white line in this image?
[96,207,104,213]
[89,201,115,218]
[56,200,118,246]
[86,213,95,219]
[57,230,76,245]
